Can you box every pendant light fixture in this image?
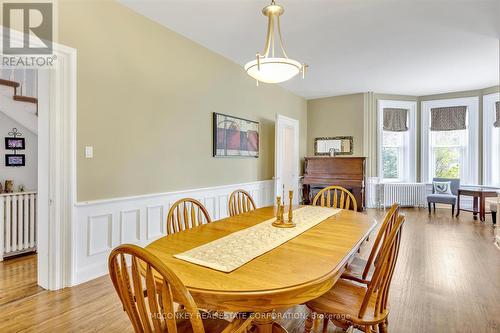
[244,0,307,85]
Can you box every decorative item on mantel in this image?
[329,148,339,157]
[272,190,296,228]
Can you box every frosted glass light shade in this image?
[244,57,301,83]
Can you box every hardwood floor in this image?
[0,208,498,332]
[0,253,43,306]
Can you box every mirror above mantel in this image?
[314,136,353,156]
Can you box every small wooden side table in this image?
[456,188,498,222]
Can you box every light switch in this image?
[85,146,93,158]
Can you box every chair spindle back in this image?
[228,190,257,216]
[108,244,205,333]
[361,203,400,279]
[358,214,405,319]
[312,186,358,211]
[167,198,212,235]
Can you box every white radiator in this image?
[0,192,37,260]
[382,183,427,208]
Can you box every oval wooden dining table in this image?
[145,206,376,333]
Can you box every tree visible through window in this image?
[382,131,404,180]
[383,147,398,179]
[431,130,466,180]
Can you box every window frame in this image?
[483,92,500,187]
[377,100,417,183]
[421,97,479,185]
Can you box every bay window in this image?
[421,97,479,185]
[377,100,417,182]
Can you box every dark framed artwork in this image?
[5,137,25,150]
[213,113,259,158]
[5,154,25,167]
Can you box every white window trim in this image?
[377,100,417,183]
[483,92,500,186]
[421,97,479,185]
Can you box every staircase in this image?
[0,69,38,134]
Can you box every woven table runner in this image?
[174,206,341,272]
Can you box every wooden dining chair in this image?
[167,198,212,234]
[304,214,406,333]
[109,244,254,333]
[228,190,257,216]
[342,203,400,284]
[312,186,358,211]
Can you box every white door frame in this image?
[274,114,300,203]
[3,30,77,290]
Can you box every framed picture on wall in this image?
[5,154,25,167]
[5,137,25,150]
[213,113,259,158]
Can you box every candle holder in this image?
[272,191,296,228]
[287,190,295,225]
[274,196,283,223]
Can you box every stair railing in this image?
[2,68,37,98]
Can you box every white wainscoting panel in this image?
[146,205,165,240]
[87,214,112,257]
[73,180,274,285]
[120,209,141,244]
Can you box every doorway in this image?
[274,114,300,204]
[0,29,77,292]
[0,64,70,295]
[0,68,42,305]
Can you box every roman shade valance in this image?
[494,101,500,128]
[383,108,408,132]
[430,106,467,131]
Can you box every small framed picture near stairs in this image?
[4,128,26,167]
[5,154,25,167]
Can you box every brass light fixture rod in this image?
[255,1,307,70]
[246,0,308,85]
[259,0,284,58]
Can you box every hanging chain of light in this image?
[244,0,308,85]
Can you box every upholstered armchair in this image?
[427,178,460,216]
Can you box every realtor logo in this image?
[2,2,53,54]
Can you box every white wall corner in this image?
[365,176,380,209]
[363,92,376,177]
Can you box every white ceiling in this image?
[120,0,500,99]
